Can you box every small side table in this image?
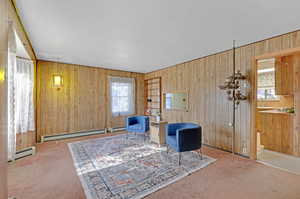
[149,121,168,146]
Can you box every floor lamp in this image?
[218,41,248,154]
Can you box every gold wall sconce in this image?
[53,75,63,90]
[0,70,5,82]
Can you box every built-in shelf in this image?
[145,77,162,116]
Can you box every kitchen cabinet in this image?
[275,56,294,95]
[258,111,294,155]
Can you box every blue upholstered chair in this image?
[126,116,149,139]
[165,123,202,165]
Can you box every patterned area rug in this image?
[68,134,216,199]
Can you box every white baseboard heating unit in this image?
[15,146,36,160]
[41,129,106,142]
[109,127,126,133]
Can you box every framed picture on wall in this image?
[163,92,188,111]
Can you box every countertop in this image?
[259,110,295,115]
[257,107,278,109]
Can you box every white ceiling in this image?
[15,0,300,73]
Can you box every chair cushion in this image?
[166,135,177,149]
[128,124,142,130]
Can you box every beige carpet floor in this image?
[8,132,300,199]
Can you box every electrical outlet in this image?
[242,142,247,154]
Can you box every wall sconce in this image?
[0,70,5,82]
[53,75,63,90]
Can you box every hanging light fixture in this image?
[218,42,248,107]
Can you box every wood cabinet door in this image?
[275,56,294,95]
[260,113,294,155]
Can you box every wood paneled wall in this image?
[146,30,300,157]
[0,0,8,197]
[293,55,300,157]
[36,61,144,141]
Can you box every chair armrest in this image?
[141,116,149,131]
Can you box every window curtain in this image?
[258,71,275,88]
[15,58,35,134]
[7,23,17,161]
[7,26,35,161]
[109,76,135,117]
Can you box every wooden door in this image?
[275,56,294,95]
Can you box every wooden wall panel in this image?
[0,0,8,197]
[294,55,300,157]
[146,30,300,157]
[16,131,35,151]
[37,61,144,141]
[215,51,233,151]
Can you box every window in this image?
[257,67,279,101]
[109,76,135,117]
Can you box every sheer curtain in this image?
[7,27,35,161]
[109,76,135,117]
[15,58,35,134]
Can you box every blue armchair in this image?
[166,123,202,165]
[126,116,149,134]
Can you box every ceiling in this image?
[15,0,300,73]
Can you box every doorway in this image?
[254,53,300,175]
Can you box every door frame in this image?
[250,46,300,159]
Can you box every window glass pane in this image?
[110,77,135,116]
[119,84,129,97]
[257,88,266,100]
[112,96,119,113]
[119,96,129,112]
[257,69,279,100]
[111,83,118,97]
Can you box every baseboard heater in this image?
[15,146,36,160]
[109,127,126,133]
[41,129,106,142]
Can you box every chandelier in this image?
[218,40,248,107]
[218,69,247,107]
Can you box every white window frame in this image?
[109,76,135,117]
